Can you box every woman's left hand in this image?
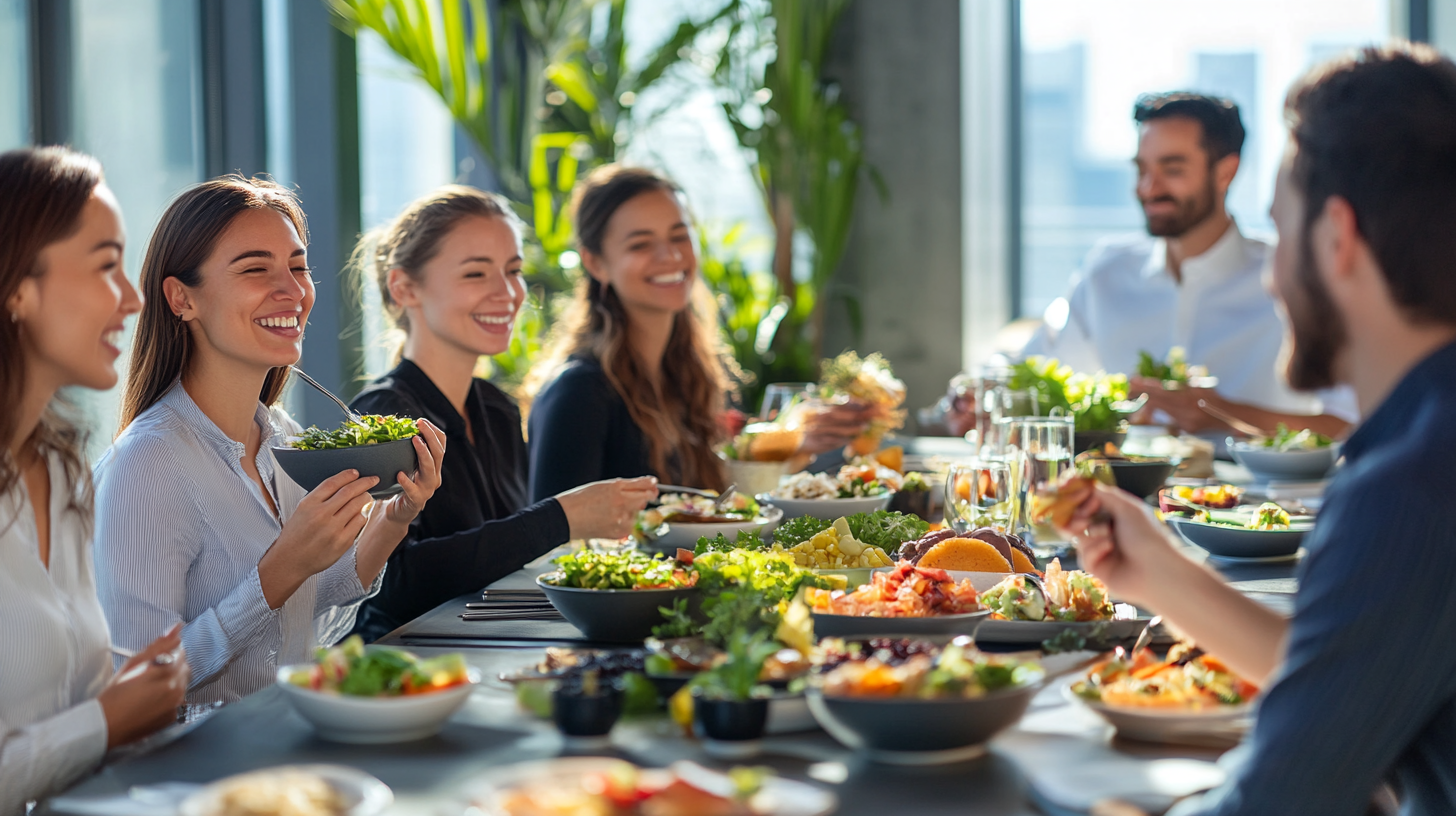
[380,419,446,526]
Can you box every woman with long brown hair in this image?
[524,165,869,498]
[342,185,655,641]
[93,176,446,703]
[0,147,189,814]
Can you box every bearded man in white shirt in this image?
[1022,92,1354,437]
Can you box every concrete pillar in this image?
[824,0,965,429]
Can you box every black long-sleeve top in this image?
[528,355,656,502]
[347,359,569,641]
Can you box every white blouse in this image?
[0,452,111,816]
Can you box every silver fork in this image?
[289,365,364,423]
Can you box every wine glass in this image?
[759,382,816,422]
[999,415,1075,556]
[943,461,1012,534]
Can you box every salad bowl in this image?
[1065,684,1252,746]
[275,666,478,743]
[809,686,1039,762]
[1169,516,1309,559]
[1228,440,1338,482]
[179,764,393,816]
[536,574,700,643]
[272,434,418,499]
[642,505,783,555]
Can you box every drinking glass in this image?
[759,382,816,421]
[998,415,1075,554]
[980,374,1041,456]
[943,461,1012,534]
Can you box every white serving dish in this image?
[757,492,893,520]
[275,666,478,743]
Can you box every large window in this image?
[68,0,205,453]
[0,0,25,149]
[1017,0,1391,320]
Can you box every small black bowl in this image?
[271,436,418,499]
[1075,429,1127,454]
[1108,459,1177,499]
[552,686,623,737]
[694,695,770,742]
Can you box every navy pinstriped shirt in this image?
[1174,341,1456,815]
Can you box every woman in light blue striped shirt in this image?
[93,176,446,704]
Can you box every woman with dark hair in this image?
[0,147,190,814]
[343,185,655,641]
[94,176,446,703]
[523,165,869,499]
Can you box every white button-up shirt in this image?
[94,382,381,704]
[1023,222,1357,421]
[0,452,111,816]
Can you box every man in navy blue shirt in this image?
[1062,44,1456,815]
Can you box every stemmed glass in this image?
[943,461,1013,534]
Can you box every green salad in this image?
[546,550,697,590]
[654,549,830,647]
[1191,502,1292,531]
[1255,423,1334,452]
[290,414,419,450]
[285,635,470,696]
[772,510,929,553]
[1137,347,1190,383]
[1009,357,1132,432]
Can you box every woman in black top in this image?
[524,166,872,501]
[348,186,656,641]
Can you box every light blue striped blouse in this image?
[93,382,381,704]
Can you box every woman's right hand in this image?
[555,476,659,540]
[1058,482,1189,609]
[259,469,379,608]
[98,624,190,749]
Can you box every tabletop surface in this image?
[46,449,1304,816]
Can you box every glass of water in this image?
[998,415,1075,553]
[943,460,1013,533]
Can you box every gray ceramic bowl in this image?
[1108,459,1177,499]
[1169,516,1308,559]
[271,436,418,499]
[536,574,700,643]
[807,681,1040,758]
[1227,439,1338,482]
[811,609,990,639]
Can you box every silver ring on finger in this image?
[153,652,176,666]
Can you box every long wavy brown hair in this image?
[524,165,730,489]
[0,147,105,519]
[119,176,308,432]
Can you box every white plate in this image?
[757,492,894,520]
[466,757,836,816]
[275,666,478,743]
[1062,683,1252,746]
[642,505,783,554]
[179,764,392,816]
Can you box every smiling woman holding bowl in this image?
[93,176,445,703]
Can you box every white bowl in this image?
[1227,439,1338,482]
[1063,683,1251,746]
[275,666,478,743]
[180,764,393,816]
[641,506,783,555]
[757,492,894,520]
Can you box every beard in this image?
[1141,178,1218,237]
[1278,226,1348,391]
